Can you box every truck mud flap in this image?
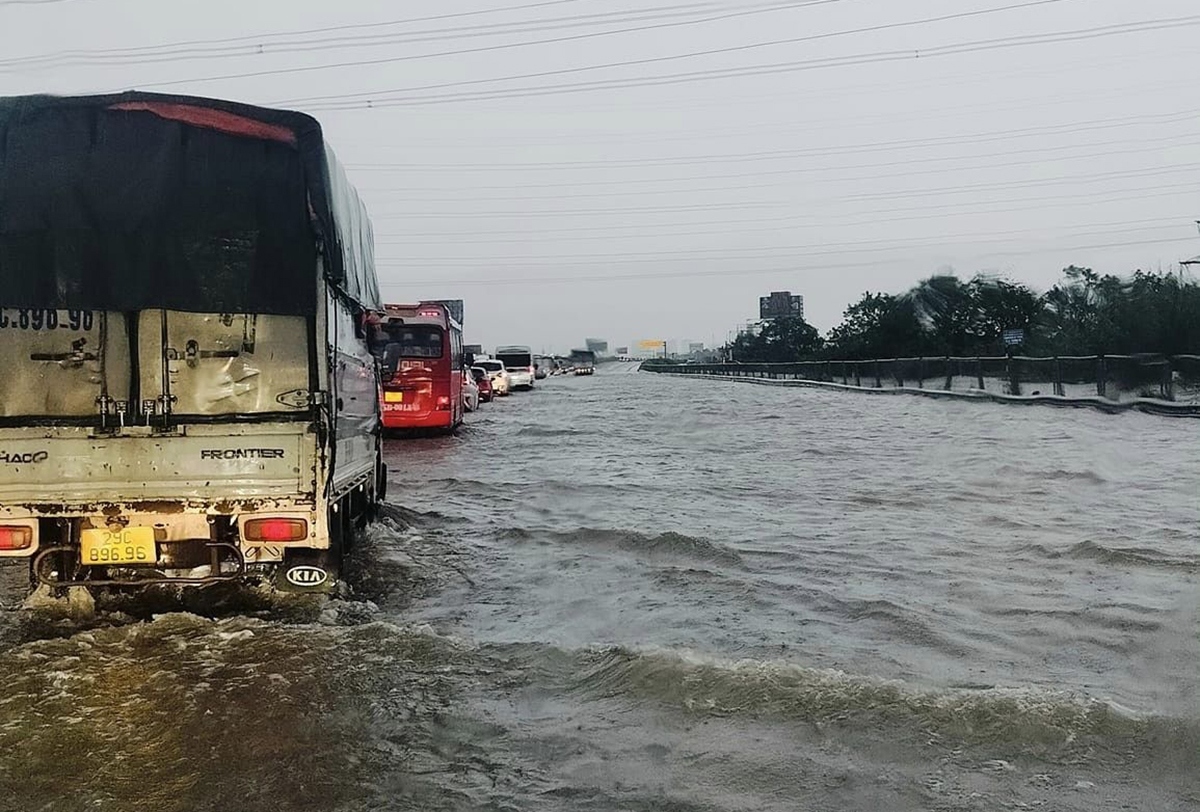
[276,548,340,593]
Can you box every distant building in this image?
[585,338,608,354]
[759,291,804,321]
[615,346,629,356]
[688,342,705,354]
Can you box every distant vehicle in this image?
[471,366,494,402]
[496,345,536,390]
[375,302,465,433]
[476,359,511,396]
[462,372,480,412]
[0,91,385,594]
[570,349,597,376]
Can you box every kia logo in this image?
[285,566,329,587]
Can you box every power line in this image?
[372,221,1191,266]
[16,3,751,71]
[343,71,1196,151]
[123,0,842,91]
[355,136,1200,201]
[367,182,1200,241]
[299,14,1200,110]
[376,213,1190,251]
[345,108,1200,170]
[376,236,1200,287]
[1,0,601,67]
[329,40,1183,122]
[362,163,1200,219]
[352,39,1186,120]
[275,0,1068,106]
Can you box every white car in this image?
[506,366,535,390]
[462,373,480,412]
[476,359,511,396]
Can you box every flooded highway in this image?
[2,364,1199,811]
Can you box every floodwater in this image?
[2,365,1199,811]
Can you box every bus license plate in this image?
[80,527,156,565]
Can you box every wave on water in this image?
[993,464,1109,485]
[425,477,519,499]
[1064,540,1200,568]
[562,645,1178,751]
[1024,540,1200,570]
[501,527,744,567]
[0,612,486,811]
[514,425,588,438]
[375,502,469,530]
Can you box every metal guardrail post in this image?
[1006,351,1021,396]
[916,357,924,389]
[1053,357,1064,397]
[874,361,882,388]
[944,356,953,390]
[1097,355,1107,398]
[976,357,984,390]
[895,359,904,389]
[854,362,861,388]
[1163,357,1174,401]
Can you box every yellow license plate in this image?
[384,391,404,403]
[80,526,156,566]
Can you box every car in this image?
[476,359,511,396]
[471,366,494,403]
[462,372,480,412]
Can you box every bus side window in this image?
[368,326,389,358]
[381,343,403,378]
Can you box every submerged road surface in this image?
[2,365,1199,811]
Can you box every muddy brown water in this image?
[2,365,1198,811]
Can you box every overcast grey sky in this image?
[3,0,1199,353]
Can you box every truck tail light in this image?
[0,526,33,551]
[243,518,308,542]
[436,395,451,410]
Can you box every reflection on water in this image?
[2,366,1199,810]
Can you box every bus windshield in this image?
[384,325,444,359]
[496,351,532,369]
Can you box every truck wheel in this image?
[376,459,388,504]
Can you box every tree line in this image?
[726,267,1200,362]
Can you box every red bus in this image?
[374,302,464,432]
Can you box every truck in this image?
[569,349,596,376]
[0,92,387,594]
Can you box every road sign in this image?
[637,339,666,350]
[1002,328,1025,346]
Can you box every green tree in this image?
[824,292,924,359]
[970,275,1043,354]
[728,316,823,361]
[908,274,977,355]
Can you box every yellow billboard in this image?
[637,340,666,350]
